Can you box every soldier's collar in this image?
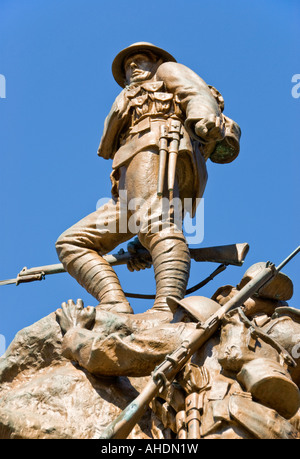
[124,82,143,91]
[124,80,164,98]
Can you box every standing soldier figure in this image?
[55,42,241,315]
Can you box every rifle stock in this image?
[97,247,299,439]
[189,242,249,266]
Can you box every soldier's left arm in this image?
[156,61,224,144]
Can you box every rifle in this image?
[96,245,300,439]
[0,242,249,288]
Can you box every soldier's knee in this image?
[55,229,74,259]
[55,230,67,248]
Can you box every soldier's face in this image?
[124,53,157,84]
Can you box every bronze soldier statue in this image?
[55,42,241,314]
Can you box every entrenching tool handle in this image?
[167,122,181,193]
[167,151,178,193]
[157,125,168,196]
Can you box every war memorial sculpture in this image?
[0,42,299,440]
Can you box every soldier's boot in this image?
[140,232,191,312]
[87,257,134,314]
[79,257,134,314]
[56,240,133,314]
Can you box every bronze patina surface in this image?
[0,43,299,440]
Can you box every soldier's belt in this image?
[129,116,151,135]
[129,116,169,136]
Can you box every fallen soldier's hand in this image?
[56,299,96,334]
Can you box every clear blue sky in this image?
[0,0,299,349]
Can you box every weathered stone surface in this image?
[0,313,152,439]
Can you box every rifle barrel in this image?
[0,243,250,287]
[19,252,136,277]
[276,246,300,272]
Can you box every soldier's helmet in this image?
[237,262,294,301]
[112,42,176,88]
[167,295,220,323]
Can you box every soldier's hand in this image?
[126,237,152,272]
[56,299,96,334]
[195,115,225,142]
